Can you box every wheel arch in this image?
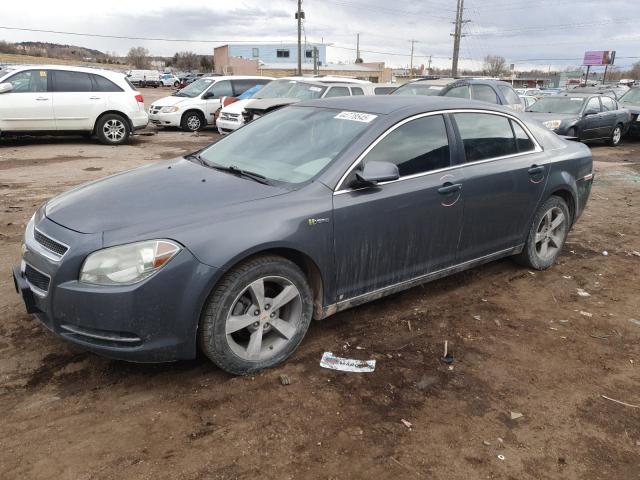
[547,187,576,224]
[93,110,133,134]
[181,108,207,126]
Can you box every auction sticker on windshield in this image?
[334,111,378,123]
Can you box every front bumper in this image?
[149,111,182,127]
[216,117,243,135]
[13,215,219,362]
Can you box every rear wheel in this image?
[198,256,313,375]
[514,196,570,270]
[181,110,205,132]
[173,81,180,87]
[608,124,623,146]
[96,114,129,145]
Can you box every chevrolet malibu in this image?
[13,96,593,375]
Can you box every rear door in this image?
[599,96,618,137]
[52,70,106,131]
[451,112,547,260]
[333,114,464,300]
[0,69,54,131]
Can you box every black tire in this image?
[95,113,130,145]
[198,255,313,375]
[173,81,180,87]
[607,123,623,147]
[181,110,205,132]
[514,196,571,270]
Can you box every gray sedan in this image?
[13,96,593,374]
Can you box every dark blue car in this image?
[13,96,593,374]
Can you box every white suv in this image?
[0,65,148,145]
[149,75,273,132]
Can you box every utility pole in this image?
[313,46,319,75]
[355,33,362,63]
[427,55,432,76]
[295,0,303,76]
[409,39,418,79]
[451,0,466,77]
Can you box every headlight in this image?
[542,120,562,130]
[80,240,181,286]
[161,106,180,113]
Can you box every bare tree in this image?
[483,55,508,77]
[629,61,640,80]
[127,46,150,68]
[173,51,199,71]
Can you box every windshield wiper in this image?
[211,164,271,185]
[185,152,206,165]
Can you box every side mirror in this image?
[0,83,13,94]
[584,108,599,116]
[354,161,399,186]
[202,91,216,100]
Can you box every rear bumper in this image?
[131,110,149,130]
[13,215,219,363]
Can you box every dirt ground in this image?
[1,90,639,479]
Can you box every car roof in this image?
[557,93,600,98]
[294,95,515,116]
[7,64,125,76]
[200,75,273,81]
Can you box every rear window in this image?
[471,84,499,104]
[92,74,123,92]
[325,86,351,98]
[454,113,519,162]
[498,85,521,105]
[351,87,364,96]
[374,86,396,95]
[444,85,471,99]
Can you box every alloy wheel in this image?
[186,115,201,131]
[225,276,302,362]
[612,126,622,145]
[535,206,566,261]
[103,119,126,142]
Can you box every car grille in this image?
[25,264,50,293]
[220,112,240,122]
[34,229,68,257]
[150,106,163,114]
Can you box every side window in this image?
[511,120,535,153]
[444,85,470,99]
[498,85,521,105]
[53,71,92,92]
[585,97,601,113]
[232,79,264,95]
[207,80,233,98]
[4,70,48,93]
[601,96,616,111]
[350,87,364,96]
[471,84,499,104]
[454,113,518,162]
[324,86,350,98]
[91,74,123,92]
[277,49,290,58]
[361,115,450,177]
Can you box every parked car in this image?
[372,83,399,95]
[239,81,374,129]
[618,87,640,138]
[390,78,456,96]
[13,96,593,374]
[520,95,538,109]
[515,88,544,98]
[526,93,630,146]
[540,88,564,95]
[0,65,148,144]
[126,70,161,88]
[149,75,273,131]
[160,73,180,88]
[569,85,629,100]
[438,79,524,111]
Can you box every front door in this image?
[0,69,54,131]
[451,112,548,262]
[202,80,233,125]
[333,114,464,301]
[581,96,603,139]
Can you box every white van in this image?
[149,76,273,131]
[127,70,161,88]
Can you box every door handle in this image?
[89,96,101,100]
[528,165,545,175]
[35,97,48,101]
[437,182,462,195]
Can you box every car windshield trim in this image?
[174,78,215,98]
[251,80,327,100]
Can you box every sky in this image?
[1,0,640,72]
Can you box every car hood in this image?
[245,98,300,112]
[220,99,252,114]
[152,95,195,107]
[45,159,289,234]
[525,112,579,123]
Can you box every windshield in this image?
[619,88,640,104]
[391,83,443,96]
[528,97,585,114]
[0,68,15,80]
[174,78,215,97]
[199,106,375,183]
[252,80,327,100]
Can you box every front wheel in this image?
[198,256,313,375]
[173,81,180,87]
[514,196,570,270]
[181,110,204,132]
[96,114,130,145]
[608,124,623,146]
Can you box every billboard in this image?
[583,51,616,66]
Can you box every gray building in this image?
[227,43,327,66]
